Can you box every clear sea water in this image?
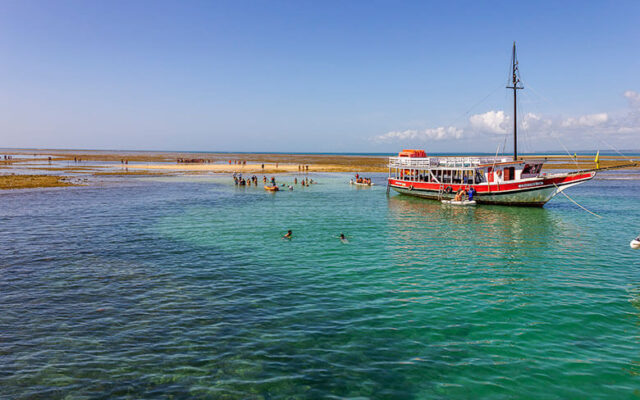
[1,172,639,399]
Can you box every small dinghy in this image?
[441,199,476,206]
[631,235,640,250]
[350,179,375,186]
[264,185,279,192]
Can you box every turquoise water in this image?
[1,173,639,399]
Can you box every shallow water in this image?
[1,173,639,399]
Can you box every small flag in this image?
[595,150,600,169]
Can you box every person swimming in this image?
[339,233,348,243]
[283,230,292,239]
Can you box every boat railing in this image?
[389,156,509,168]
[388,157,436,168]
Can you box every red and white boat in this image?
[387,44,596,207]
[387,151,595,207]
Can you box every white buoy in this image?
[631,236,640,250]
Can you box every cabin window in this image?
[521,163,542,178]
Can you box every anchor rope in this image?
[553,183,601,218]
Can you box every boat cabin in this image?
[389,149,544,186]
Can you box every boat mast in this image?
[506,42,523,160]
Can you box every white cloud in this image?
[375,126,463,142]
[469,110,509,134]
[520,112,540,129]
[561,113,609,128]
[521,112,551,131]
[624,90,640,109]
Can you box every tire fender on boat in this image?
[408,185,414,191]
[444,186,452,194]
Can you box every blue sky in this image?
[1,0,638,153]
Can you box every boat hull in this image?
[389,171,595,207]
[350,182,374,187]
[441,200,476,206]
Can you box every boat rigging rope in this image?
[600,139,636,163]
[519,82,583,166]
[555,138,580,168]
[442,83,506,129]
[501,133,508,157]
[553,183,602,218]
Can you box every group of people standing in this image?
[293,177,314,187]
[178,158,210,163]
[233,173,259,186]
[232,173,316,188]
[227,161,309,172]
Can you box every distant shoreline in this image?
[2,147,640,158]
[1,148,638,172]
[0,148,638,190]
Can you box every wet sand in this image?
[0,175,75,190]
[118,162,372,174]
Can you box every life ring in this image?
[444,186,452,194]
